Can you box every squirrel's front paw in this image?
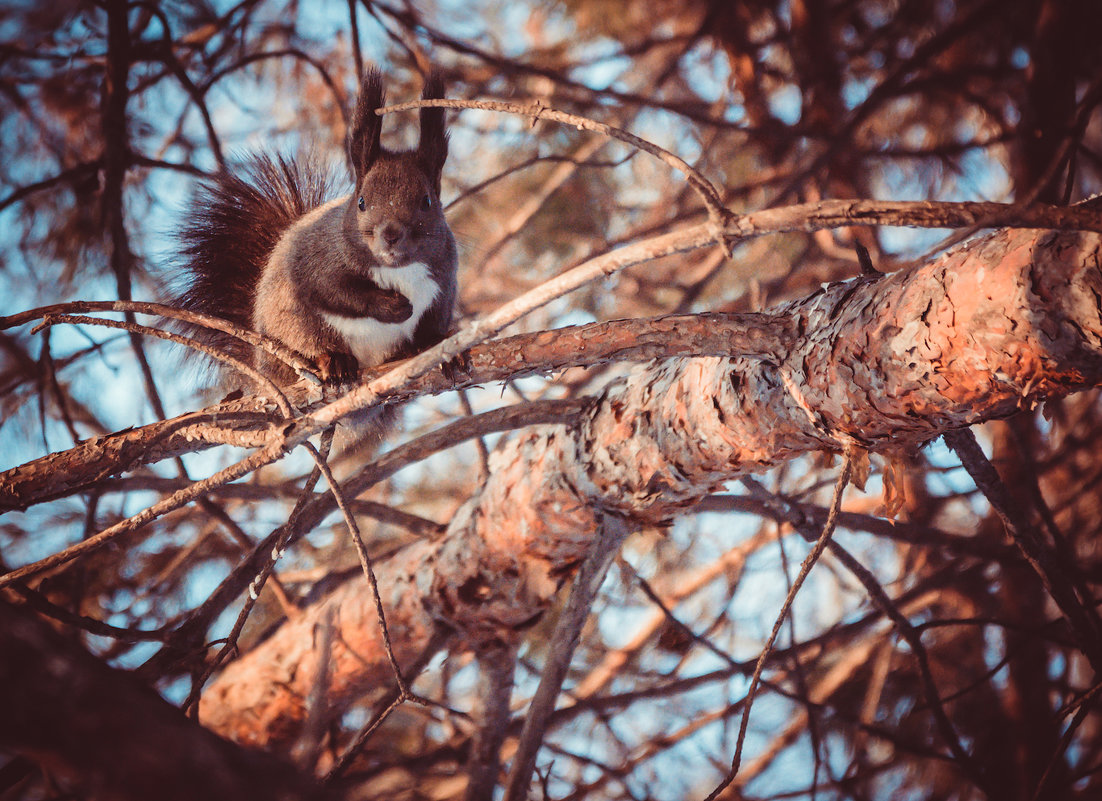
[315,350,361,385]
[370,289,414,324]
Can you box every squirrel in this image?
[174,68,457,392]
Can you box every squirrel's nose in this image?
[379,222,406,246]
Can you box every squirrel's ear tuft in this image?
[418,69,449,196]
[349,67,384,180]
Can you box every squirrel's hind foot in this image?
[315,350,361,386]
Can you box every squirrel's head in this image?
[347,68,451,268]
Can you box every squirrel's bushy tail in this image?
[175,153,333,364]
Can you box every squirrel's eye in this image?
[420,193,433,212]
[357,196,366,212]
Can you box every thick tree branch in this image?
[200,227,1102,747]
[4,197,1100,512]
[0,311,788,512]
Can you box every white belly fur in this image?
[323,262,439,366]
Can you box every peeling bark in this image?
[0,312,786,513]
[201,227,1102,747]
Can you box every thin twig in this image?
[32,313,294,417]
[0,438,288,591]
[293,604,336,770]
[0,160,102,213]
[380,97,730,228]
[183,430,334,715]
[502,514,632,801]
[6,582,170,642]
[3,300,321,384]
[445,150,633,212]
[39,327,80,445]
[457,389,490,479]
[825,540,986,791]
[301,438,422,702]
[197,48,348,126]
[324,629,450,782]
[705,452,854,800]
[347,0,363,84]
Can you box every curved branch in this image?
[200,227,1102,747]
[381,96,728,223]
[198,49,348,126]
[0,161,101,213]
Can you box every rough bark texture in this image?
[201,227,1102,747]
[0,312,786,513]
